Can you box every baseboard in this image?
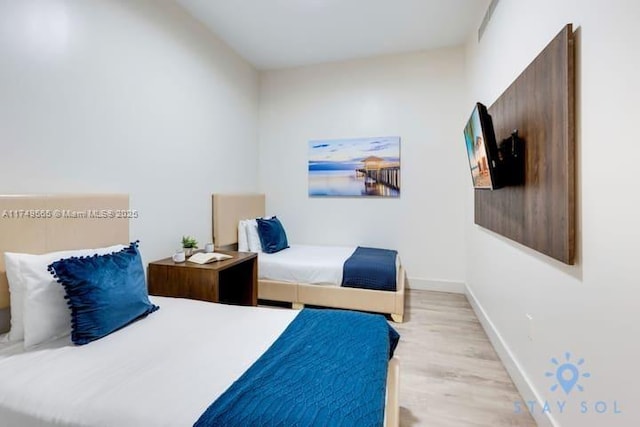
[464,284,557,427]
[408,278,465,293]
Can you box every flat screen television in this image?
[463,102,502,189]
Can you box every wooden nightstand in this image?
[147,251,257,306]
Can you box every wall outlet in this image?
[526,313,534,341]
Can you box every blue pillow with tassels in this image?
[48,241,159,345]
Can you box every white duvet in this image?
[0,297,299,427]
[258,244,356,286]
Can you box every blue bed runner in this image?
[342,246,398,292]
[194,309,400,427]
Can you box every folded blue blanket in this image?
[194,309,399,427]
[342,246,398,291]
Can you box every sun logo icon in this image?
[546,352,591,395]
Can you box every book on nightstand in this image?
[187,252,233,264]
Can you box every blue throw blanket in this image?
[194,309,400,427]
[342,246,398,291]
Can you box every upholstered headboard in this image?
[0,194,130,332]
[212,194,265,247]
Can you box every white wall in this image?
[259,49,468,290]
[465,1,640,426]
[0,0,259,263]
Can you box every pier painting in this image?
[309,136,400,197]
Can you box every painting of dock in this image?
[309,136,400,197]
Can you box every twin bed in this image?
[212,194,406,323]
[0,194,400,426]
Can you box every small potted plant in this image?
[181,236,198,256]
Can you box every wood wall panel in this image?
[475,24,575,264]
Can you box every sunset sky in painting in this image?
[309,136,400,165]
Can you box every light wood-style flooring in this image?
[393,290,536,426]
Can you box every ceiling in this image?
[176,0,491,70]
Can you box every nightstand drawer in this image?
[147,251,257,306]
[148,264,218,302]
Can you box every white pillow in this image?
[4,254,25,341]
[237,220,249,252]
[6,244,125,348]
[246,219,263,253]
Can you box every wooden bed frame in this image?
[1,194,399,426]
[212,193,406,323]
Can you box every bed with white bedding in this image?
[0,297,399,426]
[0,194,400,426]
[212,194,406,322]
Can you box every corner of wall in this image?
[408,278,465,294]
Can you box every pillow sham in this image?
[48,242,158,345]
[246,219,263,253]
[238,220,249,252]
[4,244,125,344]
[257,217,289,254]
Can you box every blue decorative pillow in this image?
[48,242,159,345]
[256,216,289,254]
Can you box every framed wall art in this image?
[308,136,400,198]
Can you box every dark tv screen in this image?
[463,102,501,189]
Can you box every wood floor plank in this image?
[393,290,536,426]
